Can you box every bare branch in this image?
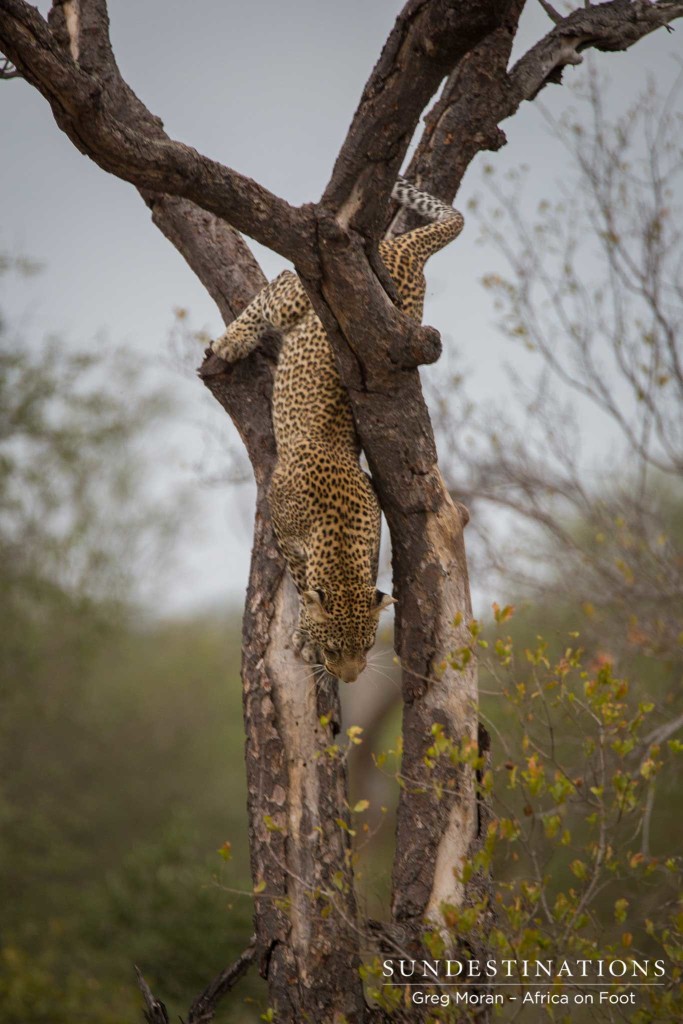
[43,1,276,466]
[135,939,257,1024]
[432,73,683,669]
[396,0,526,216]
[642,712,683,749]
[135,967,170,1024]
[537,0,563,24]
[400,0,683,210]
[147,196,267,336]
[322,0,507,238]
[0,0,313,263]
[511,0,683,102]
[186,937,257,1024]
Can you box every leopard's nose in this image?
[338,657,366,684]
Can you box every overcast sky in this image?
[1,1,680,614]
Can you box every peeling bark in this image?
[200,369,366,1021]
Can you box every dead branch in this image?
[135,967,170,1024]
[511,0,683,102]
[0,0,312,263]
[400,0,683,211]
[135,938,257,1024]
[186,937,257,1024]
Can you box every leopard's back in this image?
[272,311,358,457]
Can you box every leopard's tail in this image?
[386,177,464,266]
[391,176,462,226]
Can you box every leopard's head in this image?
[301,586,396,683]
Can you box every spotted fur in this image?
[212,180,463,682]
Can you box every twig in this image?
[135,938,257,1024]
[135,967,170,1024]
[537,0,562,23]
[186,937,257,1024]
[641,780,656,857]
[642,711,683,749]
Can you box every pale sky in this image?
[1,1,680,614]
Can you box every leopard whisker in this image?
[364,665,402,693]
[367,648,397,665]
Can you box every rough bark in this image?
[395,0,683,220]
[396,0,526,221]
[300,219,486,938]
[322,0,506,239]
[2,0,682,1020]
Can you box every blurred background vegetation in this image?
[0,272,264,1022]
[1,73,681,1022]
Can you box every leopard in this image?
[212,178,464,683]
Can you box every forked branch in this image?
[399,0,683,210]
[136,938,257,1024]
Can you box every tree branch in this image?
[641,711,683,751]
[186,937,257,1024]
[322,0,507,238]
[396,0,683,213]
[135,967,170,1024]
[0,0,313,263]
[395,0,526,221]
[46,0,277,465]
[536,0,562,25]
[511,0,683,103]
[135,938,257,1024]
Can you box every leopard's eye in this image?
[324,643,341,656]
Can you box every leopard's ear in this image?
[374,590,397,615]
[303,589,328,623]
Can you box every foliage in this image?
[404,79,683,1021]
[0,332,176,606]
[359,610,683,1021]
[0,599,264,1023]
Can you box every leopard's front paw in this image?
[292,628,320,666]
[211,333,232,362]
